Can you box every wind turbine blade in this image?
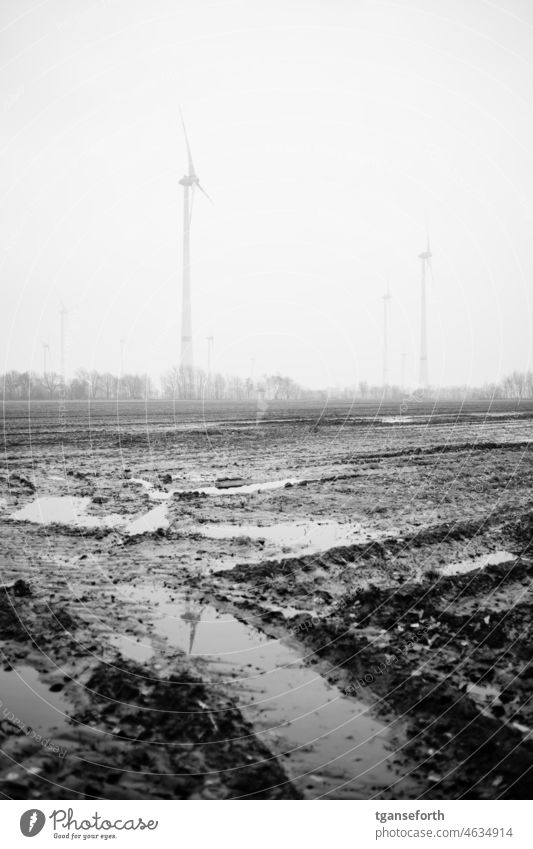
[197,182,213,203]
[179,109,195,176]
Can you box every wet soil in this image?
[1,399,532,799]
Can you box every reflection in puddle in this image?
[190,520,377,557]
[0,665,70,735]
[115,583,411,799]
[441,551,516,576]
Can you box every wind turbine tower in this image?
[401,351,407,389]
[59,307,68,383]
[178,113,211,371]
[382,286,391,387]
[120,337,126,378]
[206,334,214,377]
[42,342,50,378]
[418,236,432,388]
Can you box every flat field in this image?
[1,398,532,799]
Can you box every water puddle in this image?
[190,520,377,558]
[0,665,70,737]
[11,496,125,529]
[114,583,410,799]
[128,476,303,500]
[107,633,155,663]
[440,551,516,576]
[10,495,169,536]
[125,503,169,535]
[379,416,424,424]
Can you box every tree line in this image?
[0,367,305,401]
[2,367,533,402]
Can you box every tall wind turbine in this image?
[178,112,211,371]
[382,285,391,387]
[418,234,432,388]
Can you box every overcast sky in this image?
[1,0,533,388]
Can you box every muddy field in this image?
[1,398,532,799]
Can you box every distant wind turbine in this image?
[418,234,432,388]
[59,306,68,383]
[382,285,391,387]
[179,112,211,371]
[401,351,407,389]
[120,337,126,378]
[206,334,214,377]
[42,341,50,378]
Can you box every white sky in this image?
[1,0,533,388]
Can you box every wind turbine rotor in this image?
[179,109,196,178]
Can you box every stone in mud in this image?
[160,473,172,484]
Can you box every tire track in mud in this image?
[200,513,533,799]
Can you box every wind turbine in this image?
[42,342,50,378]
[59,306,68,384]
[418,234,432,388]
[120,337,126,378]
[382,285,391,388]
[206,334,214,378]
[178,112,211,371]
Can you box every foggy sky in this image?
[1,0,533,389]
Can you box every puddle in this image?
[108,633,155,663]
[128,476,303,500]
[440,551,516,576]
[174,477,302,497]
[125,503,169,535]
[379,416,424,424]
[190,520,377,558]
[0,665,70,736]
[114,583,411,799]
[128,478,170,502]
[11,496,125,529]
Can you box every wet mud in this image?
[1,399,532,799]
